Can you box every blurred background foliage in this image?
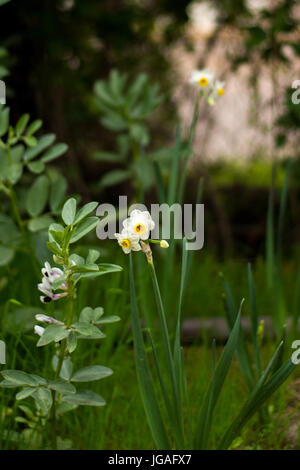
[0,0,300,258]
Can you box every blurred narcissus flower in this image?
[115,229,142,254]
[123,209,155,240]
[189,69,214,88]
[208,80,226,106]
[215,80,225,96]
[38,262,68,303]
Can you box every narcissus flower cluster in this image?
[115,209,168,254]
[38,262,68,303]
[189,69,225,105]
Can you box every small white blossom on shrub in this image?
[38,262,68,303]
[34,325,45,337]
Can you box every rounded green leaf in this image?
[74,202,98,224]
[27,160,45,174]
[50,174,67,211]
[1,370,40,387]
[69,217,99,243]
[15,114,29,137]
[41,143,68,163]
[28,215,54,232]
[48,380,76,395]
[0,245,14,265]
[37,324,69,347]
[71,365,113,383]
[0,107,9,137]
[25,174,49,217]
[62,390,106,407]
[67,331,77,353]
[23,133,55,162]
[16,387,36,400]
[62,197,77,225]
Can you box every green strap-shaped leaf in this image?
[219,355,296,449]
[223,276,255,390]
[194,304,242,449]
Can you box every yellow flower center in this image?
[134,223,146,235]
[218,88,225,96]
[198,77,208,87]
[121,239,131,249]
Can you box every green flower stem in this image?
[177,98,201,204]
[50,274,75,450]
[131,139,143,203]
[148,259,185,448]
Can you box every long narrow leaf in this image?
[194,303,242,449]
[247,263,261,377]
[174,238,188,399]
[219,356,296,450]
[168,125,182,205]
[153,160,166,203]
[147,330,183,447]
[178,100,200,204]
[222,276,255,390]
[277,158,291,264]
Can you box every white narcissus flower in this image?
[123,210,155,240]
[160,240,169,248]
[34,325,45,337]
[115,229,141,254]
[189,69,214,88]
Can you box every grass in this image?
[0,232,300,449]
[1,340,298,450]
